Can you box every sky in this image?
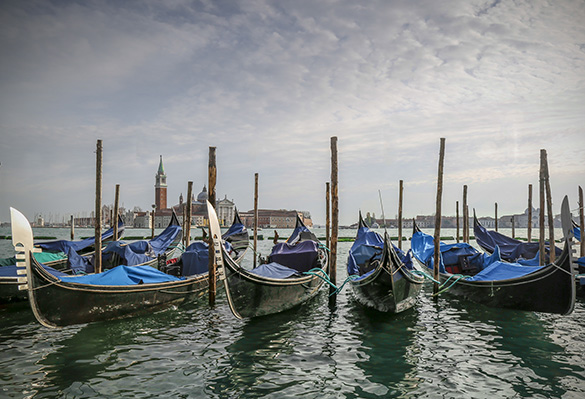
[1,0,584,226]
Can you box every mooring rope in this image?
[302,268,360,296]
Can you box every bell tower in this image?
[155,155,167,211]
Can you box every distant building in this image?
[239,209,312,228]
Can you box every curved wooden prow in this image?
[232,208,244,226]
[412,219,421,235]
[10,207,55,328]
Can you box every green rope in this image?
[302,268,359,296]
[410,268,470,296]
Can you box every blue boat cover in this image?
[223,221,247,240]
[249,262,301,279]
[58,265,183,286]
[347,225,384,276]
[466,261,544,282]
[35,220,124,254]
[410,230,543,281]
[269,240,318,273]
[474,219,560,261]
[287,222,310,244]
[180,240,233,276]
[574,224,581,242]
[102,224,181,267]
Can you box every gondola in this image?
[473,211,560,263]
[0,216,126,303]
[410,196,576,315]
[173,209,249,276]
[347,212,424,312]
[207,201,329,319]
[10,207,209,328]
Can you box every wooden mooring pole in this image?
[495,203,498,232]
[398,180,404,249]
[539,150,546,266]
[326,182,330,251]
[113,184,120,241]
[543,151,555,263]
[463,185,468,243]
[579,186,585,258]
[186,181,193,247]
[528,184,533,242]
[208,147,217,306]
[511,216,515,239]
[433,138,446,297]
[95,139,103,274]
[456,201,460,243]
[253,173,259,268]
[70,215,74,240]
[329,137,339,302]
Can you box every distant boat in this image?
[346,212,424,313]
[410,196,576,315]
[208,202,328,319]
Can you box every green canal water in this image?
[1,227,584,398]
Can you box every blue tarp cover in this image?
[102,224,181,266]
[181,240,234,276]
[35,221,124,254]
[287,222,310,244]
[269,240,318,273]
[58,265,183,286]
[249,262,301,279]
[347,226,383,276]
[474,219,560,261]
[410,230,543,281]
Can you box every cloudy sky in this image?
[1,0,584,226]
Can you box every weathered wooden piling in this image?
[463,185,468,243]
[511,216,515,238]
[70,215,74,240]
[254,173,259,268]
[326,182,330,250]
[528,184,533,242]
[495,203,498,232]
[539,150,546,266]
[186,181,193,247]
[398,180,404,249]
[151,207,155,239]
[329,136,339,301]
[543,151,555,263]
[95,139,103,274]
[579,186,585,258]
[208,147,217,306]
[456,201,460,243]
[113,184,120,241]
[433,138,446,296]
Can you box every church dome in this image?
[197,186,208,203]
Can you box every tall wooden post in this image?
[456,201,460,243]
[543,151,555,263]
[528,184,533,242]
[326,182,331,250]
[113,184,120,241]
[150,206,155,239]
[433,138,446,296]
[208,147,217,305]
[330,137,339,301]
[579,186,585,258]
[70,215,75,240]
[463,185,468,243]
[95,139,103,274]
[186,182,193,247]
[253,173,259,268]
[495,203,498,232]
[398,180,404,249]
[511,216,515,238]
[539,150,546,266]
